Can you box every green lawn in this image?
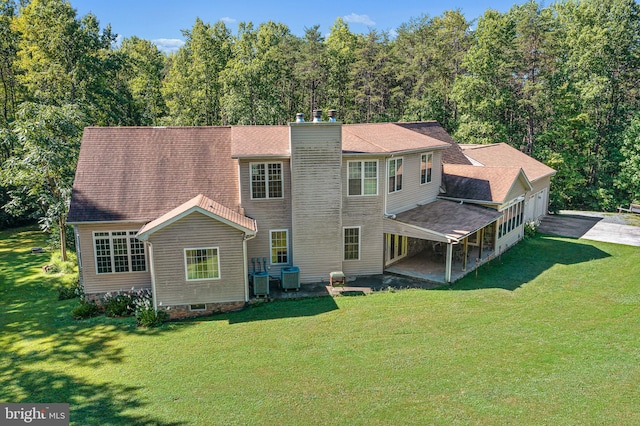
[1,226,639,425]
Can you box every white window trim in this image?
[269,229,289,265]
[249,161,284,200]
[347,160,378,197]
[498,199,525,238]
[420,152,433,185]
[184,247,221,281]
[189,304,207,312]
[93,230,147,275]
[343,226,361,261]
[388,157,404,194]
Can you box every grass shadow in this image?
[1,228,187,424]
[193,296,341,324]
[538,213,602,238]
[0,365,182,425]
[449,235,611,291]
[1,228,183,369]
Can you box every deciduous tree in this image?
[0,103,83,260]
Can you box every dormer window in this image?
[251,162,283,199]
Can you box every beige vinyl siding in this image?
[497,228,522,254]
[77,222,151,294]
[239,159,293,276]
[147,212,246,305]
[342,157,384,276]
[290,123,343,283]
[504,177,529,205]
[386,150,443,215]
[525,177,551,222]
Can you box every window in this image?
[270,230,289,265]
[343,227,361,261]
[185,248,220,281]
[189,304,206,311]
[348,161,378,196]
[421,153,433,184]
[388,158,403,193]
[251,162,283,199]
[498,200,524,238]
[93,231,146,274]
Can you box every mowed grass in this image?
[1,227,639,425]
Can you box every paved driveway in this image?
[538,211,640,247]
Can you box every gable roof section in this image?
[395,122,472,165]
[136,194,257,240]
[231,126,290,158]
[230,122,451,158]
[461,143,556,182]
[443,164,532,204]
[342,123,449,154]
[68,126,239,223]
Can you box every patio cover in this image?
[383,199,502,243]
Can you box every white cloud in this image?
[343,13,375,26]
[221,16,237,24]
[152,38,186,54]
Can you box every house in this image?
[67,113,554,318]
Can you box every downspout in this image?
[243,225,257,303]
[74,225,83,286]
[384,157,389,216]
[147,242,158,311]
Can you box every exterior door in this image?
[385,233,408,266]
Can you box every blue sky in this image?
[71,0,522,54]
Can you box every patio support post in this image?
[462,237,468,272]
[445,242,453,283]
[478,228,484,260]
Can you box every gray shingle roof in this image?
[68,122,484,224]
[68,126,239,223]
[137,194,256,239]
[395,122,472,165]
[443,164,530,204]
[460,143,556,182]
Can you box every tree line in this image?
[1,0,640,246]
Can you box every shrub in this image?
[57,281,82,300]
[102,291,136,317]
[72,299,100,320]
[133,289,168,327]
[48,250,78,274]
[524,221,538,239]
[135,307,169,328]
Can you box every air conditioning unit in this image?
[280,266,300,291]
[253,272,269,297]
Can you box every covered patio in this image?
[383,200,502,283]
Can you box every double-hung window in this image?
[184,247,220,280]
[93,231,146,274]
[348,160,378,196]
[343,227,361,261]
[420,153,433,184]
[251,162,283,199]
[270,230,289,265]
[388,158,403,193]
